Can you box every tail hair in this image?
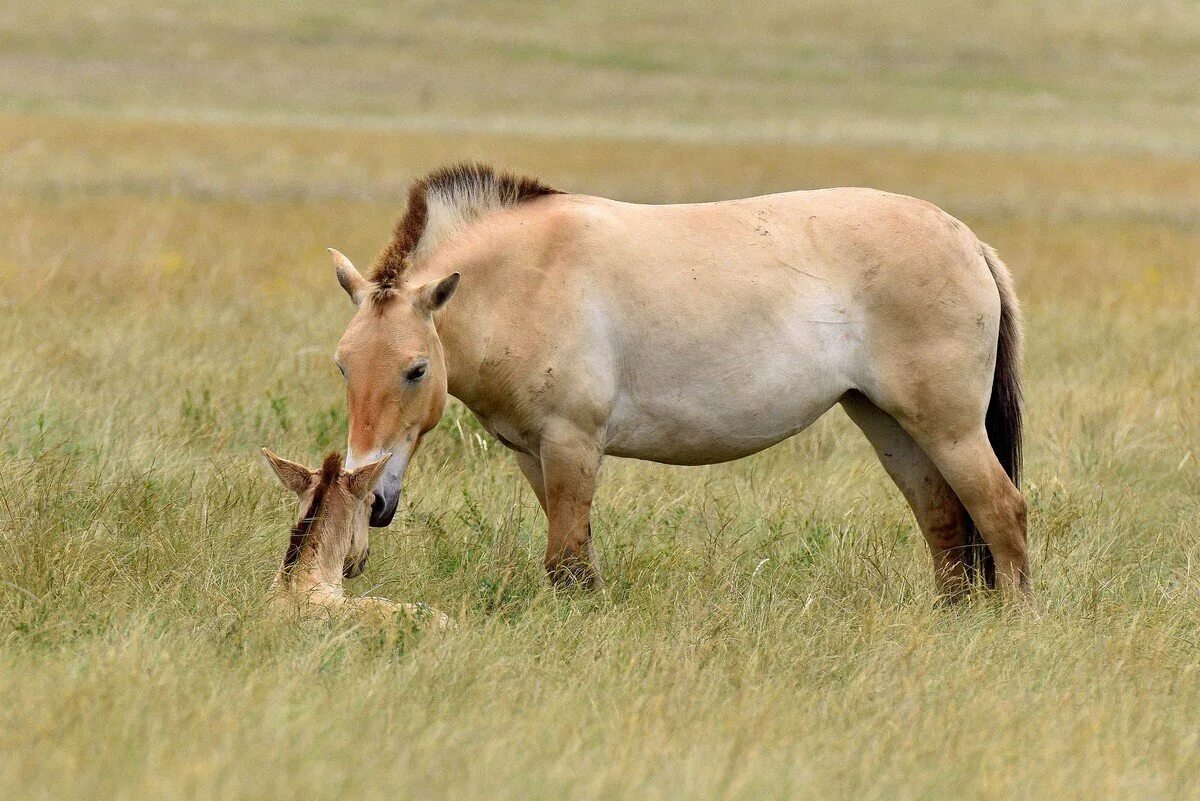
[966,244,1024,588]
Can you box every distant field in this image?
[2,0,1198,153]
[2,3,1200,800]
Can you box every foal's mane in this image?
[282,452,343,573]
[371,162,559,294]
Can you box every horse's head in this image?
[261,450,391,581]
[329,249,460,527]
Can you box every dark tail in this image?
[967,244,1024,588]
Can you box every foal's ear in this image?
[261,448,314,495]
[347,453,392,501]
[329,248,371,306]
[414,272,460,315]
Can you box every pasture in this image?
[2,2,1199,799]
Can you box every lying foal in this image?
[262,449,452,629]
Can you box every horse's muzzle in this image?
[343,545,369,579]
[369,490,397,527]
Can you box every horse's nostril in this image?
[369,490,397,527]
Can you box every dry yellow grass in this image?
[2,2,1200,798]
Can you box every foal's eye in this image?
[405,362,428,383]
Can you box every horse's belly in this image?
[602,358,848,465]
[604,417,828,465]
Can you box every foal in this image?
[262,448,452,628]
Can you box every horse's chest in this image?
[467,408,539,456]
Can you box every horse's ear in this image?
[414,272,460,315]
[329,248,370,306]
[261,448,314,495]
[347,453,391,501]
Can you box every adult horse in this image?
[330,163,1028,599]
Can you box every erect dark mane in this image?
[282,452,344,573]
[371,162,560,292]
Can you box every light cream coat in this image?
[331,172,1029,600]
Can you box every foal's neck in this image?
[275,520,347,601]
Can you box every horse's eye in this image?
[405,362,428,383]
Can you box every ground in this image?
[1,2,1199,799]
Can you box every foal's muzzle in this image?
[344,545,369,579]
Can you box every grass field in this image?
[2,2,1199,799]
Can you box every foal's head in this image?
[262,449,390,583]
[328,249,460,527]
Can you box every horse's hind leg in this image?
[842,393,974,600]
[908,427,1030,598]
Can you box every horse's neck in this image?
[426,246,518,406]
[274,529,346,601]
[274,568,344,604]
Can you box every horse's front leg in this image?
[538,424,603,589]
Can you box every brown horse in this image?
[262,448,454,626]
[328,163,1028,600]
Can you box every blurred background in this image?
[4,1,1199,150]
[3,1,1199,196]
